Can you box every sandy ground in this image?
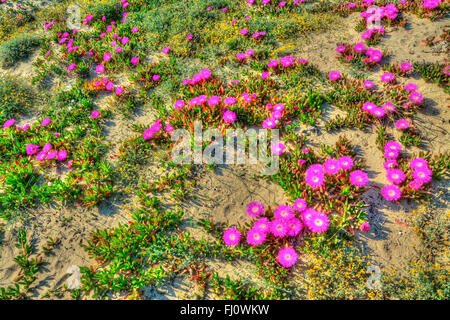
[0,9,449,299]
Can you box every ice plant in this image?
[277,247,298,268]
[246,228,266,246]
[381,184,402,201]
[253,218,270,234]
[349,170,369,188]
[386,169,406,184]
[271,142,285,155]
[328,70,341,81]
[274,204,295,220]
[293,198,307,212]
[270,219,288,237]
[223,227,241,247]
[395,119,410,130]
[338,156,354,170]
[306,211,330,234]
[246,201,264,218]
[223,110,237,123]
[323,159,341,175]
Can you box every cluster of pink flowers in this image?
[93,77,125,95]
[143,119,163,140]
[361,27,385,41]
[422,0,441,9]
[182,69,211,86]
[236,49,255,61]
[262,103,285,129]
[26,142,67,162]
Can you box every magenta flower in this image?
[246,228,266,246]
[162,47,170,54]
[404,83,418,92]
[293,198,307,213]
[26,144,39,155]
[277,247,298,268]
[384,149,399,159]
[3,119,15,128]
[336,45,346,53]
[246,201,264,218]
[106,82,114,91]
[96,64,105,73]
[153,74,160,81]
[132,27,139,33]
[354,42,366,53]
[115,87,124,95]
[362,80,374,89]
[207,96,221,106]
[409,92,423,104]
[408,179,423,190]
[43,143,52,153]
[400,62,412,72]
[223,110,237,123]
[223,227,241,247]
[382,102,396,113]
[338,156,353,170]
[186,34,193,40]
[239,29,248,35]
[261,72,270,79]
[67,63,76,71]
[362,102,376,113]
[381,72,395,83]
[103,53,112,61]
[36,151,47,161]
[395,119,410,130]
[57,150,67,161]
[410,158,428,170]
[360,222,370,232]
[306,211,330,234]
[286,218,303,237]
[224,97,236,105]
[236,53,246,60]
[413,167,432,184]
[328,71,341,81]
[305,171,325,189]
[41,117,51,127]
[323,159,341,175]
[130,57,139,65]
[384,141,402,152]
[383,160,398,170]
[274,204,295,220]
[381,184,402,201]
[270,219,288,237]
[262,118,277,129]
[271,142,285,155]
[46,150,58,160]
[91,110,100,118]
[349,170,369,188]
[253,217,270,234]
[174,100,185,109]
[386,169,406,184]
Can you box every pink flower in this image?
[247,228,266,246]
[381,72,395,83]
[115,87,124,95]
[410,158,428,170]
[67,63,76,71]
[408,179,423,190]
[254,217,270,234]
[223,227,241,247]
[336,45,346,53]
[400,62,412,72]
[362,80,374,89]
[57,150,67,161]
[162,46,170,54]
[246,201,264,218]
[349,170,369,188]
[293,198,307,213]
[274,204,295,220]
[239,29,248,35]
[153,74,160,81]
[395,119,410,130]
[404,83,418,92]
[383,160,398,170]
[91,110,100,118]
[323,159,341,175]
[271,142,285,155]
[223,110,237,123]
[381,184,402,201]
[360,222,370,232]
[132,27,139,33]
[186,34,193,40]
[328,71,341,81]
[277,247,298,268]
[338,156,353,170]
[43,143,52,153]
[413,167,432,184]
[41,117,51,127]
[382,102,396,113]
[305,168,325,189]
[286,218,303,237]
[384,141,402,152]
[409,92,423,104]
[3,119,15,128]
[130,57,139,65]
[121,37,129,44]
[386,169,406,184]
[26,144,39,155]
[270,219,288,237]
[174,100,185,109]
[384,149,399,159]
[224,97,236,105]
[262,118,277,129]
[354,42,366,53]
[208,96,221,106]
[96,64,105,73]
[261,72,270,79]
[305,211,330,234]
